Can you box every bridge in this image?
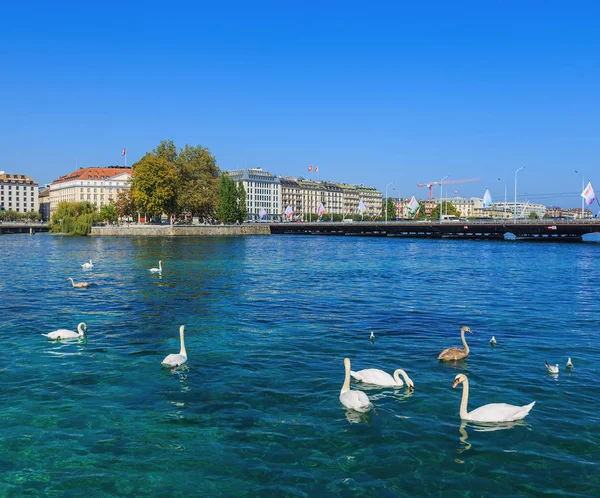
[0,222,50,235]
[269,220,600,242]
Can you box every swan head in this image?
[453,373,467,388]
[461,326,473,334]
[78,322,88,335]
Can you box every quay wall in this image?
[91,224,271,237]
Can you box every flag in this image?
[582,181,596,206]
[454,189,459,195]
[358,199,366,214]
[483,188,492,208]
[121,147,126,157]
[284,206,294,218]
[314,166,319,172]
[317,202,325,216]
[308,165,313,172]
[407,195,419,216]
[259,208,267,219]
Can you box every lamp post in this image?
[575,170,584,219]
[439,175,449,222]
[497,177,507,218]
[385,181,395,223]
[514,166,525,222]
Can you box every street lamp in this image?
[514,166,525,222]
[385,181,395,223]
[439,175,449,222]
[575,170,584,219]
[497,177,507,218]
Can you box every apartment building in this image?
[49,166,132,214]
[226,168,281,221]
[0,171,39,213]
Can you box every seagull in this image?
[566,358,573,370]
[490,336,497,346]
[369,331,375,343]
[545,361,559,374]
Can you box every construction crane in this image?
[416,178,480,200]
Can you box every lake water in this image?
[1,233,598,497]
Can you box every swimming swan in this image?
[43,322,87,340]
[340,358,372,412]
[438,326,473,361]
[545,361,559,374]
[161,325,187,368]
[452,373,535,423]
[351,368,415,390]
[81,260,93,269]
[67,277,89,288]
[149,260,162,273]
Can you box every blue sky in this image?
[1,1,599,207]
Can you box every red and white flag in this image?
[308,165,313,172]
[122,147,127,157]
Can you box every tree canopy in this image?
[216,174,239,223]
[430,201,461,220]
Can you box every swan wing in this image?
[340,390,372,412]
[43,329,78,340]
[465,402,535,423]
[351,369,396,386]
[161,353,187,368]
[438,347,466,360]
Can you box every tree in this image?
[430,201,461,220]
[115,188,136,220]
[50,201,97,235]
[175,144,220,220]
[529,211,540,220]
[99,204,118,224]
[216,174,238,223]
[236,181,247,223]
[384,197,396,220]
[130,147,178,219]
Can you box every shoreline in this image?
[91,224,271,236]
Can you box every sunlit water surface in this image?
[1,234,599,497]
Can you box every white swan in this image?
[81,259,93,269]
[545,361,559,374]
[452,373,535,423]
[438,326,473,361]
[490,336,497,346]
[340,358,372,412]
[351,367,415,390]
[42,322,87,340]
[369,331,375,343]
[67,277,89,288]
[566,358,573,369]
[161,325,187,368]
[149,260,162,273]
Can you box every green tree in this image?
[115,188,136,221]
[216,174,238,223]
[99,204,118,224]
[50,201,97,235]
[430,201,461,220]
[383,197,396,220]
[236,181,247,223]
[529,211,540,220]
[131,148,178,219]
[176,144,220,220]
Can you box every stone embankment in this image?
[91,224,271,236]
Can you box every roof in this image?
[52,166,133,184]
[0,173,38,185]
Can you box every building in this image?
[0,171,39,213]
[226,168,281,221]
[280,177,303,219]
[38,187,50,221]
[49,166,132,214]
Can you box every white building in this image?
[0,171,39,213]
[226,168,281,221]
[49,166,133,214]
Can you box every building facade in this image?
[0,171,39,213]
[280,177,303,219]
[226,168,281,221]
[49,166,133,214]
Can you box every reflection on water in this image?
[344,408,372,424]
[457,420,530,456]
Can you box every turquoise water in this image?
[1,233,599,497]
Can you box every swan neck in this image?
[461,329,470,354]
[159,261,162,271]
[179,327,186,356]
[341,361,351,393]
[78,323,86,336]
[459,377,469,419]
[394,369,411,386]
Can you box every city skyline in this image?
[2,2,599,208]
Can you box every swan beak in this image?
[409,385,414,391]
[452,380,459,389]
